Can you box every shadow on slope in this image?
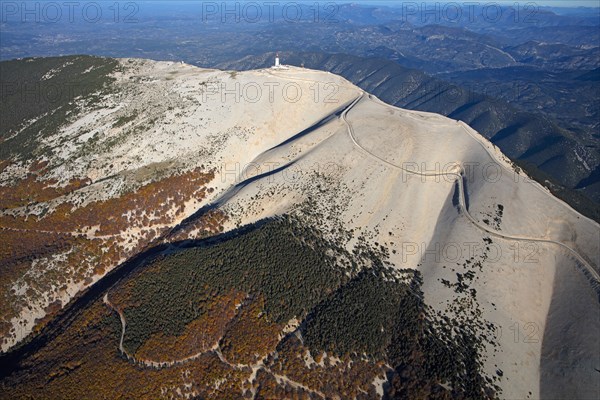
[540,253,600,399]
[217,52,599,221]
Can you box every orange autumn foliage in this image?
[220,295,282,366]
[135,290,246,362]
[0,167,223,342]
[1,301,251,400]
[270,335,386,399]
[0,174,90,209]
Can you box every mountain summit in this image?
[0,57,598,399]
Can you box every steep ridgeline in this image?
[217,52,599,221]
[0,57,598,399]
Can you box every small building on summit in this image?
[272,53,289,70]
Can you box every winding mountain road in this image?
[341,91,600,287]
[97,67,599,381]
[102,292,328,398]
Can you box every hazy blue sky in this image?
[463,0,598,5]
[356,0,599,6]
[158,0,600,8]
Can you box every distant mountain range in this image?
[0,3,598,399]
[2,3,597,218]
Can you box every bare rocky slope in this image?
[0,57,598,399]
[218,52,600,220]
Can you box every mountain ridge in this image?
[217,52,600,221]
[0,56,598,399]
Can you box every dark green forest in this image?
[112,216,499,399]
[0,55,118,160]
[118,216,351,353]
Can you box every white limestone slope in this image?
[184,65,599,400]
[3,59,598,399]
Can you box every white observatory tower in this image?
[272,52,288,69]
